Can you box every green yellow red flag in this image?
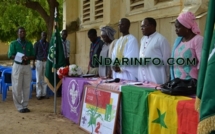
[148,91,191,134]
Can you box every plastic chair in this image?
[47,87,54,97]
[29,68,36,99]
[0,66,11,94]
[29,69,54,98]
[1,68,12,101]
[0,78,2,94]
[0,67,7,93]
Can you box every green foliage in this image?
[0,0,63,42]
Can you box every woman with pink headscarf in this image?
[170,11,203,80]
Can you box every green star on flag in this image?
[148,91,191,133]
[152,108,167,128]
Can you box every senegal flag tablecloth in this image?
[121,85,154,134]
[121,85,198,134]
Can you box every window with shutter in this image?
[155,0,173,4]
[83,0,90,23]
[130,0,144,11]
[94,0,103,20]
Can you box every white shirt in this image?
[112,34,139,81]
[138,32,171,84]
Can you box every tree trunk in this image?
[47,21,54,42]
[46,0,59,41]
[24,0,59,41]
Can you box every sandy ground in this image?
[0,60,13,66]
[0,89,88,134]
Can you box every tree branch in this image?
[24,1,49,24]
[48,0,59,16]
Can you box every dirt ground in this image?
[0,89,88,134]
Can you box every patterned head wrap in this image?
[100,26,116,41]
[177,11,201,35]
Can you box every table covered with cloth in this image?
[121,85,199,134]
[61,77,198,134]
[61,77,89,124]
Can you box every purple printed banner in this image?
[61,77,88,124]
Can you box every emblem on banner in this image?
[67,79,80,115]
[47,46,54,62]
[208,44,215,61]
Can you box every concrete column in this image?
[63,0,79,64]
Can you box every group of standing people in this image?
[8,28,70,113]
[7,11,203,113]
[88,11,203,85]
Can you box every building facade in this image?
[63,0,208,73]
[0,41,9,59]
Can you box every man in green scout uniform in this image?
[8,27,35,113]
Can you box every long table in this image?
[121,85,199,134]
[61,77,199,134]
